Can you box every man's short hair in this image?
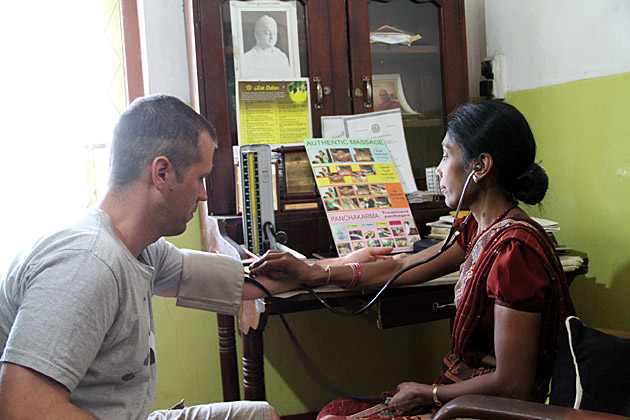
[108,94,217,188]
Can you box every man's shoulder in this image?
[39,210,116,253]
[12,210,124,275]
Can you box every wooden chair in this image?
[434,325,630,420]
[433,394,630,420]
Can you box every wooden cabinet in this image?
[190,0,467,255]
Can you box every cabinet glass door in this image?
[194,0,332,214]
[347,0,466,189]
[220,0,312,146]
[369,1,443,116]
[370,0,444,187]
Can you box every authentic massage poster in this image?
[305,138,419,255]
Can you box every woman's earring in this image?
[473,175,478,182]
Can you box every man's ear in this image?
[152,156,172,190]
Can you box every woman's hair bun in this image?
[512,162,548,205]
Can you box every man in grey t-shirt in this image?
[0,95,302,420]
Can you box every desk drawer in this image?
[375,286,455,329]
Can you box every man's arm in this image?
[155,286,179,297]
[0,362,96,420]
[241,247,406,300]
[241,275,300,300]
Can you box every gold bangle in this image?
[432,384,442,407]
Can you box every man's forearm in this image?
[241,275,300,300]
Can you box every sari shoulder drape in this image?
[448,217,574,401]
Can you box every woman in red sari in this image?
[249,101,575,418]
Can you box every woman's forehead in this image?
[442,133,456,148]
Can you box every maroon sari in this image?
[317,216,575,419]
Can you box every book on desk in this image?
[424,214,566,250]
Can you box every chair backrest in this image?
[548,316,630,416]
[434,318,630,420]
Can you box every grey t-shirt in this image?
[0,209,244,419]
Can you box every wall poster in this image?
[305,138,420,255]
[230,0,301,80]
[236,79,311,145]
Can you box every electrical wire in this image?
[244,276,390,402]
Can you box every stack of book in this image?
[531,217,560,232]
[426,216,453,240]
[425,214,460,240]
[425,214,561,242]
[406,190,439,204]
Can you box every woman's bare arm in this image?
[388,304,542,415]
[249,240,465,290]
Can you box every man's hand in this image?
[0,362,96,419]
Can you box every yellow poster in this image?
[237,79,312,145]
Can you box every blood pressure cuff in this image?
[176,249,244,315]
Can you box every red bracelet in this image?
[344,263,361,289]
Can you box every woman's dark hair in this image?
[446,101,548,205]
[109,94,217,188]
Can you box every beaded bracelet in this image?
[344,263,361,289]
[324,265,331,284]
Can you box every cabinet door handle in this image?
[432,302,456,311]
[313,76,324,109]
[363,76,372,108]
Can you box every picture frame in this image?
[230,0,301,80]
[372,73,417,114]
[274,145,319,211]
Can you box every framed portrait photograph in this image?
[372,73,417,114]
[230,0,301,81]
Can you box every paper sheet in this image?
[322,109,418,194]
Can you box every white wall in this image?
[465,0,486,98]
[484,0,630,92]
[138,0,191,101]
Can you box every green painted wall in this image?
[152,72,630,415]
[507,72,630,331]
[152,213,227,410]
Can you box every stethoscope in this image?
[298,168,476,316]
[244,169,478,401]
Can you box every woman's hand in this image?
[387,382,434,416]
[248,250,324,287]
[339,247,407,265]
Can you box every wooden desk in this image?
[216,255,588,402]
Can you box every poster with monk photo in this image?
[230,0,301,81]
